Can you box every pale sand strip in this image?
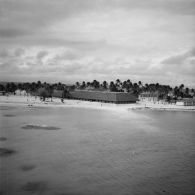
[0,95,195,112]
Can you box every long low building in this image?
[67,90,138,104]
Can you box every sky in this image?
[0,0,195,87]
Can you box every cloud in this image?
[0,62,11,70]
[0,28,28,38]
[0,1,195,86]
[162,53,188,65]
[1,0,194,42]
[119,0,195,15]
[51,50,82,62]
[157,48,195,86]
[14,48,25,57]
[61,50,82,60]
[0,49,10,58]
[0,46,195,86]
[36,51,48,60]
[161,48,195,65]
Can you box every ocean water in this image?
[0,105,195,195]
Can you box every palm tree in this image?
[30,82,37,92]
[122,81,127,89]
[132,83,139,94]
[22,82,31,94]
[17,83,23,90]
[92,80,100,88]
[155,83,159,91]
[138,81,142,87]
[174,86,179,97]
[37,81,42,88]
[191,89,195,97]
[185,87,189,97]
[0,84,5,92]
[144,83,149,91]
[102,81,108,89]
[10,82,17,93]
[86,82,91,87]
[75,82,80,89]
[81,81,86,89]
[127,79,131,84]
[179,84,184,89]
[116,79,121,86]
[109,81,117,92]
[138,81,143,93]
[48,85,54,101]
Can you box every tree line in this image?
[0,81,67,93]
[74,79,195,99]
[0,79,194,100]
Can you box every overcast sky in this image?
[0,0,195,87]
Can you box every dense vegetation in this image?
[0,79,194,101]
[74,79,194,99]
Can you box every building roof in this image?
[69,90,137,103]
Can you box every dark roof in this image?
[69,90,137,103]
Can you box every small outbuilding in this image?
[15,89,27,96]
[52,90,64,98]
[139,92,159,102]
[0,91,5,95]
[176,98,195,106]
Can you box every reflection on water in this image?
[0,105,195,195]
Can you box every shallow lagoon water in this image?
[0,105,195,195]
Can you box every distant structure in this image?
[52,89,64,98]
[0,90,5,95]
[139,92,159,102]
[15,89,27,96]
[176,98,195,106]
[67,90,138,104]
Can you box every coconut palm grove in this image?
[0,79,194,102]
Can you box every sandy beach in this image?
[1,95,195,195]
[0,95,195,112]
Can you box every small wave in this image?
[22,124,60,130]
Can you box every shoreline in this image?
[0,95,195,112]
